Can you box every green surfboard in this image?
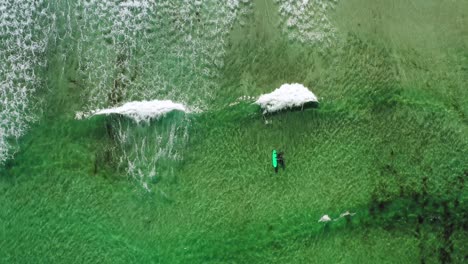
[272,150,277,168]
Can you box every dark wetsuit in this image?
[275,152,285,173]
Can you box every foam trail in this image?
[275,0,338,46]
[84,100,189,123]
[80,99,192,192]
[119,1,149,8]
[0,0,52,165]
[112,112,190,193]
[71,0,251,191]
[255,83,318,114]
[76,0,252,112]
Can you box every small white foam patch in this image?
[119,0,149,8]
[318,214,331,222]
[85,100,189,123]
[255,83,318,114]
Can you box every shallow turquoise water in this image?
[1,0,467,263]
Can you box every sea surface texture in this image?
[1,0,467,263]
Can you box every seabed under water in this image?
[0,0,467,263]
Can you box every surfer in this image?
[274,151,285,173]
[277,152,285,169]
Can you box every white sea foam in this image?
[317,211,356,223]
[318,214,331,222]
[72,0,251,191]
[87,100,189,123]
[255,83,318,114]
[0,0,52,165]
[119,0,148,8]
[228,95,256,106]
[112,110,190,193]
[76,0,252,113]
[339,211,356,218]
[276,0,338,45]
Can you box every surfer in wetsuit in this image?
[276,152,285,172]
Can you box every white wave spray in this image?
[114,115,190,193]
[0,0,53,164]
[72,0,251,190]
[79,99,190,123]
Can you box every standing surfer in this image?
[273,150,285,173]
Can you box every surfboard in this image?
[272,150,277,168]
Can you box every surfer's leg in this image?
[275,166,278,173]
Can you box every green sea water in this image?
[1,0,467,263]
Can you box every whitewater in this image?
[76,100,190,123]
